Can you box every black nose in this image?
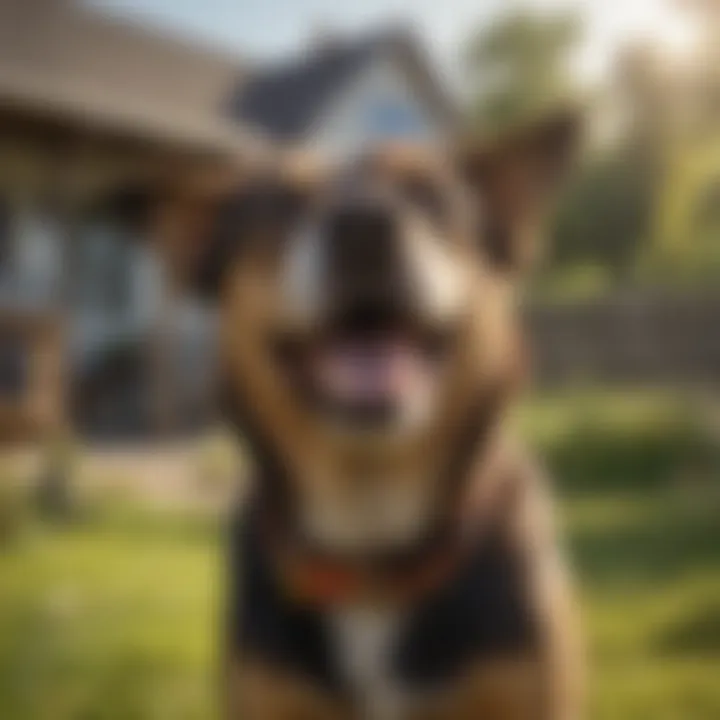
[326,203,401,289]
[323,202,414,333]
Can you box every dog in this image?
[179,111,583,719]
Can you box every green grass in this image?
[0,513,222,720]
[564,492,720,719]
[1,390,719,719]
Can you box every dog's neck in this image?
[254,420,513,563]
[296,464,442,554]
[235,369,518,566]
[248,425,525,609]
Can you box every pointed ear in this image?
[155,167,244,301]
[157,156,317,301]
[459,110,581,272]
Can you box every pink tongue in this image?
[316,340,420,403]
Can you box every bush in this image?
[0,469,33,545]
[520,390,720,493]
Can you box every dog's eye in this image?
[223,183,310,248]
[401,177,449,226]
[248,184,309,227]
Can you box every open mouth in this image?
[274,305,454,427]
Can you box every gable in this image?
[310,53,444,156]
[231,43,366,140]
[230,30,456,149]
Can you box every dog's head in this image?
[180,112,578,484]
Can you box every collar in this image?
[272,531,467,605]
[257,432,518,607]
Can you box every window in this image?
[73,222,135,316]
[14,209,62,305]
[0,197,9,272]
[72,187,152,320]
[364,98,431,140]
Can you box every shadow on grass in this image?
[49,496,224,546]
[544,423,719,494]
[567,494,720,586]
[522,389,720,495]
[654,603,720,658]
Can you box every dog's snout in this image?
[322,203,413,326]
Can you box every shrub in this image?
[0,468,33,545]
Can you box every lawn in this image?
[0,512,222,720]
[1,390,719,719]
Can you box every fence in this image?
[527,293,720,386]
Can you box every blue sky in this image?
[87,0,700,81]
[86,0,502,69]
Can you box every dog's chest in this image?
[235,501,539,718]
[300,479,436,554]
[327,605,417,720]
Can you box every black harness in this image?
[227,492,540,698]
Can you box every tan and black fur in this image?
[179,112,583,720]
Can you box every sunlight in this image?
[640,0,701,53]
[529,0,703,80]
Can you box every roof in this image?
[0,0,263,155]
[0,63,263,157]
[231,28,457,141]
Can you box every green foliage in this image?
[519,390,720,493]
[530,262,614,302]
[464,9,581,134]
[0,473,33,546]
[641,139,720,284]
[462,5,720,289]
[551,148,657,275]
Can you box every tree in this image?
[463,9,581,135]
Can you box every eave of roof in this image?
[0,67,266,157]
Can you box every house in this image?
[0,2,456,442]
[232,28,457,156]
[0,0,258,441]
